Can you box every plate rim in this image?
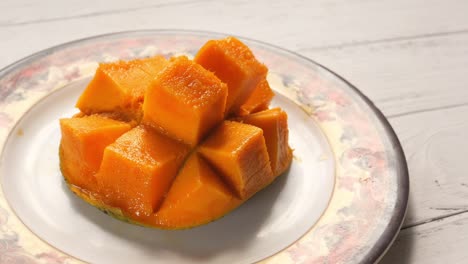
[0,29,409,263]
[315,63,409,263]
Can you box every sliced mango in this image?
[240,108,292,176]
[96,126,190,217]
[143,56,228,146]
[199,121,273,199]
[76,56,168,115]
[135,55,168,76]
[195,37,268,114]
[236,78,274,116]
[59,115,132,191]
[60,37,293,229]
[155,154,241,228]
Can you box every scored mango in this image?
[236,78,274,116]
[195,37,268,114]
[135,56,169,76]
[143,56,228,146]
[59,115,132,192]
[240,108,292,176]
[199,121,273,199]
[97,126,190,217]
[59,36,293,229]
[155,154,241,228]
[76,56,168,118]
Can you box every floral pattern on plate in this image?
[0,31,408,264]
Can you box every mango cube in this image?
[241,108,292,176]
[97,126,190,217]
[76,56,168,114]
[236,78,274,116]
[156,154,239,228]
[143,56,228,146]
[59,115,132,191]
[135,55,168,76]
[195,37,268,113]
[199,121,273,199]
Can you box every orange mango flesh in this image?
[240,108,293,176]
[155,154,241,228]
[135,55,168,76]
[97,126,190,217]
[198,121,273,199]
[59,115,132,191]
[143,56,228,146]
[195,37,268,114]
[59,37,293,229]
[236,78,274,116]
[76,56,168,116]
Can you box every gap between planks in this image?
[403,209,468,230]
[299,28,468,52]
[387,101,468,119]
[0,0,215,27]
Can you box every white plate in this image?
[1,77,335,263]
[0,30,408,264]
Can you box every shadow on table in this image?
[379,199,415,264]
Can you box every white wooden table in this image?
[2,0,468,263]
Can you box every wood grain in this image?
[388,104,468,227]
[2,1,468,263]
[0,0,211,26]
[302,32,468,117]
[3,0,468,46]
[380,211,468,264]
[1,1,467,120]
[1,0,468,73]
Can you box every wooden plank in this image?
[0,0,202,26]
[380,211,468,264]
[388,104,468,227]
[302,33,468,117]
[2,0,468,48]
[1,2,467,118]
[1,0,468,73]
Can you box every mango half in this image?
[59,37,292,229]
